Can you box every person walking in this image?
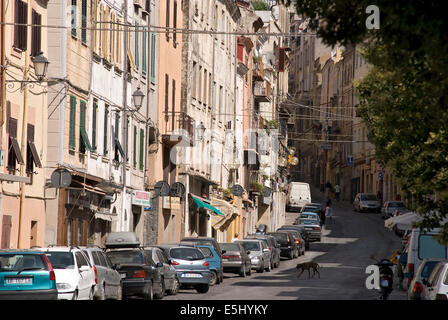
[325,202,333,224]
[334,184,341,202]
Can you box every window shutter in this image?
[173,0,177,47]
[278,47,286,72]
[126,116,129,162]
[79,100,87,154]
[133,125,137,168]
[104,105,109,155]
[71,0,77,37]
[166,0,170,41]
[142,29,147,74]
[14,0,20,48]
[135,21,139,70]
[172,79,176,130]
[150,33,156,82]
[31,10,42,56]
[14,0,28,51]
[92,100,97,151]
[165,74,169,122]
[81,0,87,44]
[139,128,144,171]
[69,96,76,150]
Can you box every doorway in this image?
[30,220,38,247]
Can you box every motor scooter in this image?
[371,256,395,300]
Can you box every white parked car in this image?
[286,182,311,212]
[421,261,448,300]
[39,246,96,300]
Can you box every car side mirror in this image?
[156,262,163,268]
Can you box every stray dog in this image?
[296,262,321,279]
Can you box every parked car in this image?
[408,258,442,300]
[294,219,322,242]
[245,234,281,268]
[300,204,322,215]
[37,246,96,300]
[267,232,299,259]
[158,245,211,294]
[286,182,311,212]
[281,229,306,256]
[0,250,57,300]
[403,228,448,288]
[219,242,251,277]
[180,237,223,283]
[421,261,448,300]
[381,201,407,219]
[297,212,321,226]
[235,239,271,272]
[353,193,381,213]
[144,246,179,295]
[278,225,310,250]
[197,245,222,286]
[80,246,122,300]
[105,232,164,300]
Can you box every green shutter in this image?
[81,0,87,43]
[139,128,144,171]
[142,30,147,74]
[79,100,92,153]
[133,126,137,168]
[104,105,109,155]
[71,0,77,37]
[92,100,97,151]
[69,95,76,150]
[150,33,156,82]
[135,21,139,70]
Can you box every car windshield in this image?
[0,254,46,272]
[361,194,378,201]
[301,213,318,219]
[421,261,440,278]
[303,207,320,213]
[106,250,145,265]
[238,241,261,251]
[291,185,307,192]
[170,248,205,261]
[220,243,240,252]
[44,252,75,269]
[418,235,447,260]
[300,219,316,225]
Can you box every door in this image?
[75,252,92,299]
[1,215,12,248]
[30,221,38,247]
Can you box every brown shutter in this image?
[31,10,42,56]
[278,47,286,72]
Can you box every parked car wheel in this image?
[72,289,78,300]
[239,264,246,277]
[196,284,209,294]
[143,282,154,300]
[257,261,264,273]
[89,287,94,300]
[210,271,218,286]
[167,277,179,295]
[95,283,106,300]
[154,279,165,299]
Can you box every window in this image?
[31,10,42,56]
[114,112,125,161]
[92,99,98,151]
[14,0,27,51]
[71,0,77,37]
[165,74,169,119]
[192,62,197,100]
[142,28,147,74]
[81,0,87,44]
[26,124,42,174]
[172,79,176,129]
[125,116,129,162]
[103,104,109,156]
[79,100,92,154]
[7,117,24,171]
[69,96,77,150]
[219,85,223,121]
[418,235,447,260]
[75,252,88,268]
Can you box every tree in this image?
[283,0,448,243]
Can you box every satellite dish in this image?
[154,181,171,197]
[231,184,244,197]
[170,182,186,198]
[50,169,72,188]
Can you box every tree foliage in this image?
[284,0,448,243]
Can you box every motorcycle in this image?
[371,256,395,300]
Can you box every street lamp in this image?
[132,87,144,111]
[32,52,49,82]
[196,121,206,141]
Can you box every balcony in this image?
[254,81,271,102]
[161,111,195,147]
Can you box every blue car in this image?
[197,245,223,286]
[0,250,57,300]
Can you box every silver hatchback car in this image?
[235,239,271,273]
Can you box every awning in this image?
[95,213,113,222]
[191,195,224,217]
[210,198,239,231]
[385,212,421,231]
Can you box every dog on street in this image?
[296,261,321,279]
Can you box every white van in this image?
[404,228,448,288]
[286,182,311,212]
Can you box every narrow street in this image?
[165,190,407,300]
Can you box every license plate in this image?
[222,259,228,262]
[6,278,33,285]
[380,279,389,287]
[120,273,127,279]
[181,273,202,278]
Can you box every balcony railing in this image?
[161,111,195,146]
[254,81,271,102]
